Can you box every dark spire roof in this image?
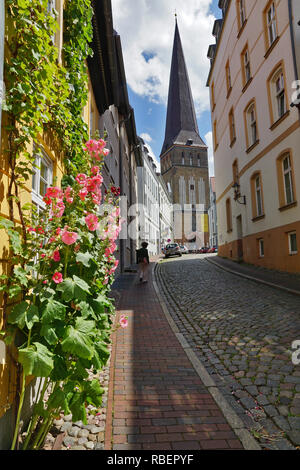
[161,20,206,156]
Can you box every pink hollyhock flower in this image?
[103,276,109,285]
[45,187,63,199]
[79,188,88,201]
[76,173,87,185]
[92,192,102,205]
[52,272,63,284]
[52,250,60,262]
[56,227,61,236]
[91,166,100,175]
[27,226,36,233]
[85,213,99,231]
[43,196,52,205]
[40,253,46,258]
[36,226,45,234]
[84,139,99,153]
[53,200,65,218]
[86,178,97,193]
[119,315,128,329]
[92,175,103,187]
[114,259,119,268]
[43,280,48,285]
[102,148,110,157]
[64,186,74,204]
[61,230,78,245]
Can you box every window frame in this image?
[258,238,265,258]
[250,171,265,220]
[226,198,232,233]
[229,108,236,146]
[244,100,259,151]
[267,62,289,128]
[266,1,277,48]
[276,151,297,210]
[237,0,247,33]
[225,60,232,97]
[288,232,298,256]
[32,146,54,211]
[283,154,294,206]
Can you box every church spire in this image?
[161,20,205,156]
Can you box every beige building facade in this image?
[207,0,300,273]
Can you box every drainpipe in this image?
[0,0,5,145]
[288,0,300,115]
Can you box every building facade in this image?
[207,0,300,272]
[137,139,160,257]
[160,19,210,251]
[158,174,173,252]
[208,177,218,248]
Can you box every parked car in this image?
[207,246,218,253]
[199,246,209,254]
[165,243,182,258]
[180,245,189,254]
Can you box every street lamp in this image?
[232,182,246,205]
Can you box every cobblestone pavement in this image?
[156,255,300,450]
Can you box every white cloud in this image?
[204,131,215,177]
[140,133,153,143]
[111,0,216,117]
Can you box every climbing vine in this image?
[0,0,124,450]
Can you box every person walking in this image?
[137,242,150,283]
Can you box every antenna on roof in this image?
[175,9,177,21]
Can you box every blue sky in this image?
[111,0,221,176]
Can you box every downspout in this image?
[0,0,5,146]
[288,0,300,116]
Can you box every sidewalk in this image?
[104,264,248,451]
[207,255,300,296]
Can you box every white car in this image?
[180,245,189,254]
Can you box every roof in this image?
[160,20,206,156]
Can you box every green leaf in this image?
[84,379,104,407]
[18,342,54,377]
[8,301,28,329]
[41,299,66,324]
[61,325,94,360]
[69,392,87,424]
[73,275,91,294]
[50,355,69,382]
[25,304,39,329]
[40,324,58,345]
[76,252,93,267]
[56,278,74,301]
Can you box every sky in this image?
[111,0,221,177]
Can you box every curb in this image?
[152,262,261,451]
[206,257,300,297]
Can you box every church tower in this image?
[160,18,210,249]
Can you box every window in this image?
[229,108,236,145]
[237,0,246,32]
[266,2,277,47]
[226,61,232,95]
[268,66,287,126]
[32,147,53,210]
[250,172,264,219]
[243,48,251,85]
[213,120,218,150]
[197,155,201,167]
[190,154,193,166]
[182,153,185,165]
[211,82,216,110]
[283,154,294,205]
[258,239,265,258]
[232,160,239,184]
[47,0,56,44]
[226,198,232,232]
[245,101,258,149]
[255,175,263,217]
[288,232,298,255]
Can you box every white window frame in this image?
[255,175,263,216]
[247,104,257,146]
[258,238,264,258]
[283,155,294,205]
[275,71,286,120]
[267,2,277,47]
[288,232,298,255]
[32,147,54,212]
[244,49,251,83]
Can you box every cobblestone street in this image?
[156,255,300,450]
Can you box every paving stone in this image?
[63,436,76,448]
[286,431,300,446]
[68,426,81,438]
[78,429,90,439]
